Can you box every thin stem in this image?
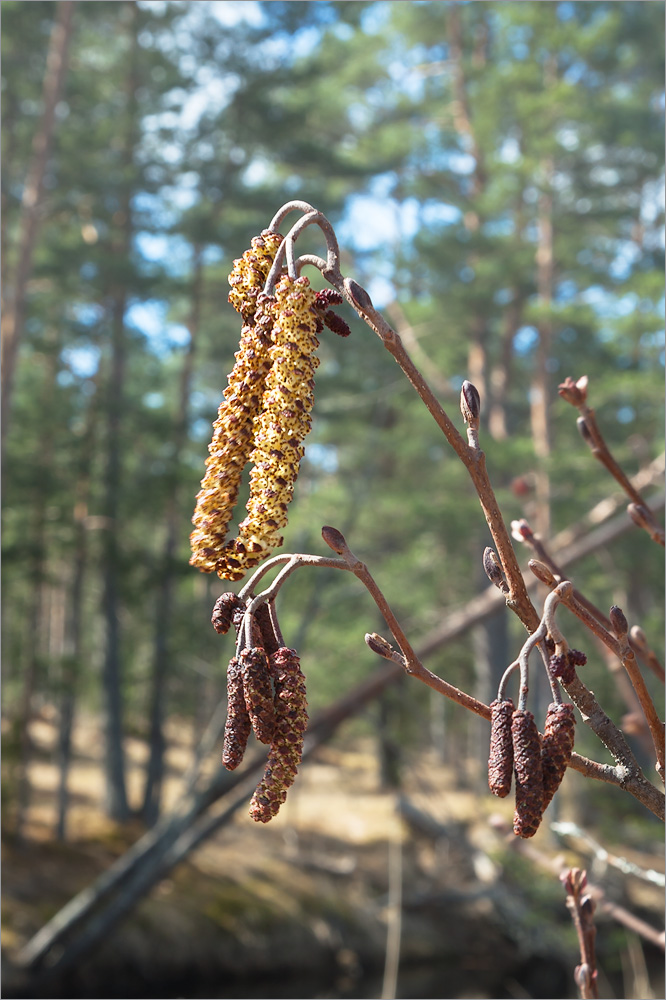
[559,377,664,548]
[268,200,316,232]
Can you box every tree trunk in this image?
[141,247,203,824]
[56,372,100,840]
[99,0,139,822]
[530,160,555,541]
[13,339,59,841]
[1,0,76,450]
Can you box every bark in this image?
[141,247,203,824]
[1,1,76,450]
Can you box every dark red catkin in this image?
[240,647,276,745]
[541,702,576,810]
[488,698,515,798]
[250,647,308,823]
[221,657,251,770]
[211,592,244,634]
[511,709,545,839]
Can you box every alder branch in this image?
[559,376,665,547]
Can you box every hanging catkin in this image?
[240,647,276,745]
[216,275,327,577]
[250,647,308,823]
[541,702,576,809]
[511,709,544,838]
[488,698,515,798]
[189,231,283,578]
[221,657,252,770]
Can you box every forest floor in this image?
[2,708,665,999]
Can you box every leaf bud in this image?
[321,525,347,554]
[460,380,481,425]
[576,416,593,445]
[483,548,508,592]
[609,605,628,639]
[527,559,556,587]
[344,277,373,312]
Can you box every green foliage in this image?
[2,0,663,817]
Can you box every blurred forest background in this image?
[2,2,664,999]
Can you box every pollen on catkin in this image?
[511,709,545,838]
[215,274,328,577]
[488,698,515,798]
[541,702,576,810]
[221,657,252,770]
[189,231,283,579]
[250,647,308,823]
[240,647,276,745]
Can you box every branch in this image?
[559,376,665,547]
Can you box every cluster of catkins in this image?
[212,592,308,823]
[488,648,584,838]
[190,231,349,581]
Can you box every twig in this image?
[516,515,664,683]
[550,821,666,888]
[527,562,665,780]
[559,376,665,547]
[561,868,599,1000]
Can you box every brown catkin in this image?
[221,657,252,770]
[511,709,544,838]
[211,592,244,634]
[541,702,576,809]
[250,647,308,823]
[488,698,515,797]
[240,647,276,745]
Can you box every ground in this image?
[2,708,664,999]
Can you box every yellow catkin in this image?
[189,232,282,577]
[215,274,324,578]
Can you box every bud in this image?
[576,416,593,445]
[460,380,481,425]
[511,709,544,838]
[528,559,556,587]
[240,647,276,745]
[488,698,515,797]
[541,702,576,809]
[558,375,588,407]
[609,605,628,639]
[250,648,308,823]
[211,592,244,634]
[321,525,347,554]
[511,519,534,543]
[483,548,508,593]
[365,632,394,658]
[344,277,373,312]
[221,657,252,770]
